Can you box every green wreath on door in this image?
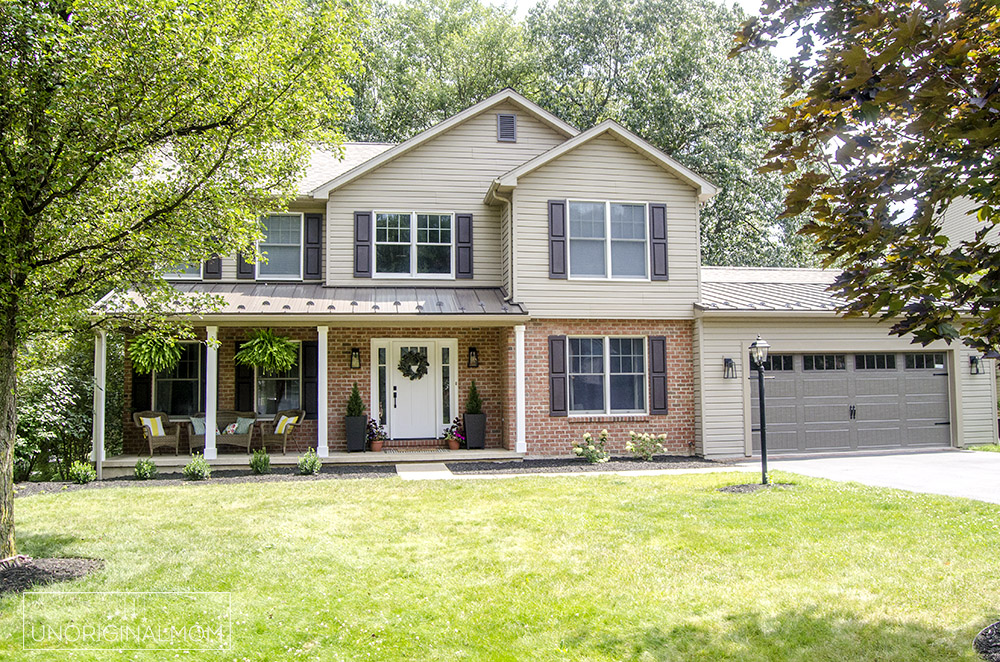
[398,349,429,381]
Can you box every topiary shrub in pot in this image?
[463,380,486,449]
[345,383,367,452]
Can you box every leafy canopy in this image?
[734,0,1000,350]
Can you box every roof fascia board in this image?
[495,120,719,202]
[166,313,530,326]
[309,89,579,199]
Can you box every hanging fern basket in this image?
[397,349,429,381]
[129,332,183,375]
[235,329,298,375]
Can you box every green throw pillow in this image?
[235,417,255,435]
[189,417,206,435]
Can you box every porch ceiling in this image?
[144,283,527,318]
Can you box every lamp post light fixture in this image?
[748,335,771,486]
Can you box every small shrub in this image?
[250,449,271,475]
[134,458,158,480]
[346,382,366,417]
[297,449,322,475]
[465,380,483,414]
[183,453,212,480]
[626,431,666,461]
[572,429,610,463]
[68,460,97,484]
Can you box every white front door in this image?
[389,341,438,439]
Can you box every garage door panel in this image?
[751,352,951,454]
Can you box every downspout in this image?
[493,185,515,302]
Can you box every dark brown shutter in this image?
[236,251,255,279]
[649,203,668,281]
[304,213,323,280]
[132,367,152,412]
[235,342,255,412]
[549,335,568,416]
[649,335,668,414]
[455,213,474,279]
[354,211,372,278]
[548,200,567,279]
[203,257,222,279]
[302,340,318,419]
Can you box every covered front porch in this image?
[90,284,531,479]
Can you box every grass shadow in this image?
[15,532,77,558]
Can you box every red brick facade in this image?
[509,319,696,456]
[123,319,696,457]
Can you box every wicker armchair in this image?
[132,411,181,455]
[260,409,305,455]
[188,411,257,453]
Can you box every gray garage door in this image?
[751,352,951,453]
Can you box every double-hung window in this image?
[164,262,201,279]
[374,212,453,277]
[153,342,200,416]
[568,337,646,414]
[568,201,648,279]
[258,213,303,279]
[256,343,301,416]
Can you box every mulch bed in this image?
[447,455,718,475]
[975,621,1000,662]
[14,464,397,498]
[0,557,104,596]
[717,482,795,494]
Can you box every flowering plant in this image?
[443,416,466,448]
[367,418,387,446]
[626,431,666,461]
[572,429,610,463]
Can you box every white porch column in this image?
[204,326,219,460]
[515,324,527,453]
[91,329,107,480]
[317,325,329,457]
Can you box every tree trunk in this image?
[0,309,17,558]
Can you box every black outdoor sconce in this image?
[350,347,361,369]
[723,358,737,379]
[468,347,479,368]
[971,355,983,375]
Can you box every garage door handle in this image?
[933,372,948,376]
[935,421,951,425]
[849,405,856,420]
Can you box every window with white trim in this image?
[374,212,453,277]
[256,343,301,416]
[568,201,647,279]
[163,263,201,280]
[569,337,646,414]
[153,342,200,416]
[258,213,302,279]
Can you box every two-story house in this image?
[93,89,998,473]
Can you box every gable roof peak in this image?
[309,89,579,199]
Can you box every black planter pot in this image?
[345,416,367,452]
[464,413,486,449]
[975,621,1000,661]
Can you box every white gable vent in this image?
[497,113,517,142]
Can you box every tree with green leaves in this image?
[0,0,362,557]
[525,0,818,266]
[734,0,1000,350]
[345,0,535,141]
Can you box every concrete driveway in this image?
[740,449,1000,505]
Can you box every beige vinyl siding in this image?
[695,315,997,458]
[938,196,995,247]
[958,345,999,446]
[512,134,701,319]
[325,103,567,287]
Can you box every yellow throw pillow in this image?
[140,416,165,437]
[275,415,298,434]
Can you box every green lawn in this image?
[5,472,999,660]
[969,444,1000,452]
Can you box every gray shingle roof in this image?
[698,267,841,312]
[165,283,526,316]
[297,143,395,196]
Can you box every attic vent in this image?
[497,113,517,142]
